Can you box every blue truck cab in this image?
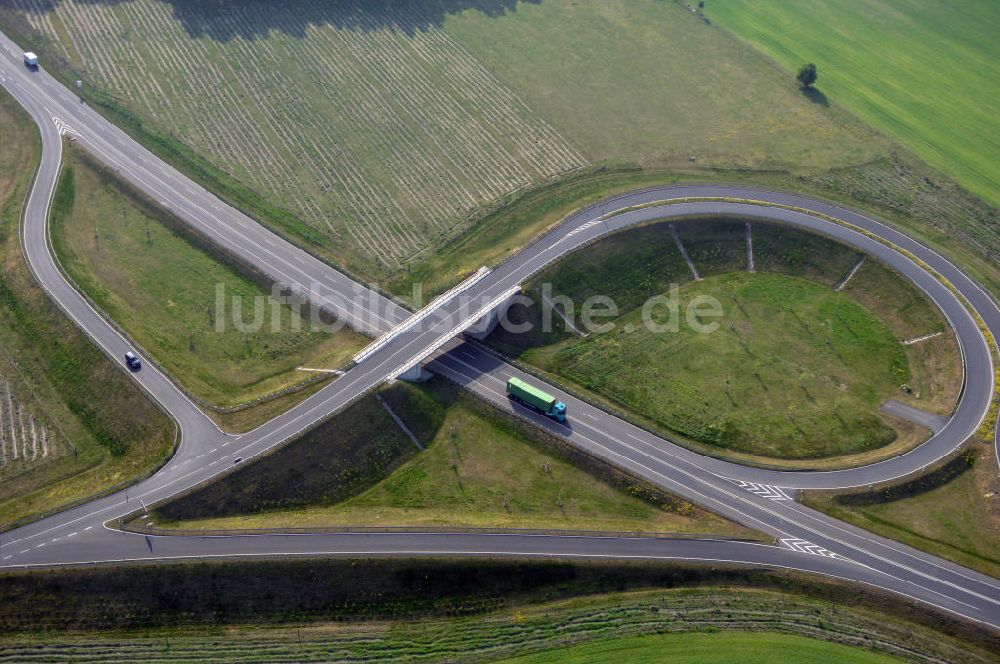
[506,377,567,423]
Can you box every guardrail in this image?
[353,266,491,364]
[382,286,520,382]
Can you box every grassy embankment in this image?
[805,445,1000,579]
[444,0,882,170]
[0,92,173,527]
[502,632,902,664]
[49,147,367,421]
[388,157,1000,306]
[709,0,1000,211]
[148,379,754,537]
[489,220,959,464]
[0,562,995,663]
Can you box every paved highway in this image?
[1,38,999,630]
[0,32,405,338]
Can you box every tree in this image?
[797,63,818,88]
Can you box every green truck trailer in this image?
[506,377,567,422]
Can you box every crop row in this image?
[15,0,587,266]
[0,378,53,468]
[0,597,964,663]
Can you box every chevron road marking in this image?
[564,217,604,239]
[2,66,997,622]
[52,116,79,137]
[780,538,842,559]
[731,480,792,501]
[553,217,605,248]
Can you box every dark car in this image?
[124,351,142,371]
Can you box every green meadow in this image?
[501,631,903,664]
[710,0,1000,208]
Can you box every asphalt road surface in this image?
[1,36,999,630]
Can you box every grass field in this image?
[842,259,960,415]
[805,445,1000,579]
[3,0,894,281]
[525,273,907,459]
[443,0,886,172]
[0,91,173,527]
[50,148,367,410]
[0,99,63,478]
[710,0,1000,210]
[493,221,959,462]
[0,573,993,662]
[7,0,586,275]
[501,631,902,664]
[0,377,59,476]
[6,0,997,306]
[150,379,753,537]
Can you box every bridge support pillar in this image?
[397,363,434,383]
[463,289,521,341]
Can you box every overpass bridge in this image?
[1,32,999,630]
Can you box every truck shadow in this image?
[431,341,575,436]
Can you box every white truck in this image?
[23,52,38,69]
